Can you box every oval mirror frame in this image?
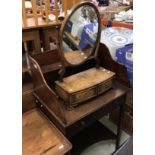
[59,1,101,67]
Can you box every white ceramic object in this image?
[48,14,56,21]
[81,140,115,155]
[25,1,32,9]
[100,27,133,60]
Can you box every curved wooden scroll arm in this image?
[29,56,67,124]
[98,43,131,87]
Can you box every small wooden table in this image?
[28,45,129,150]
[34,82,128,150]
[22,108,72,155]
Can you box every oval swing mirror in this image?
[59,1,101,66]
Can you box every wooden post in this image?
[47,0,50,11]
[73,0,76,6]
[22,0,27,27]
[39,0,43,16]
[55,0,58,22]
[44,0,49,24]
[62,0,67,16]
[31,0,38,26]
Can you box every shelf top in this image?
[22,17,62,30]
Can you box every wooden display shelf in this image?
[22,17,62,30]
[22,0,80,30]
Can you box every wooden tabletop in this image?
[22,109,72,155]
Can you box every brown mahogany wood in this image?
[34,82,127,149]
[55,67,115,108]
[31,50,61,68]
[98,43,130,87]
[29,43,129,149]
[41,26,60,51]
[22,75,36,113]
[30,43,130,87]
[29,56,67,124]
[31,50,96,84]
[32,79,128,137]
[23,108,72,155]
[22,88,35,113]
[22,30,41,53]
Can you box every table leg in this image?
[116,97,125,150]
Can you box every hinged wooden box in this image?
[55,67,115,109]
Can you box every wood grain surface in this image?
[22,109,72,155]
[55,67,115,93]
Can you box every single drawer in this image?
[70,87,97,106]
[98,78,113,94]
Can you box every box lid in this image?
[55,67,115,93]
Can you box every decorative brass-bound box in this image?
[55,67,115,109]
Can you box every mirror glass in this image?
[62,4,99,65]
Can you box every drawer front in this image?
[71,87,97,105]
[98,79,113,95]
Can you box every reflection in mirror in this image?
[62,5,98,65]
